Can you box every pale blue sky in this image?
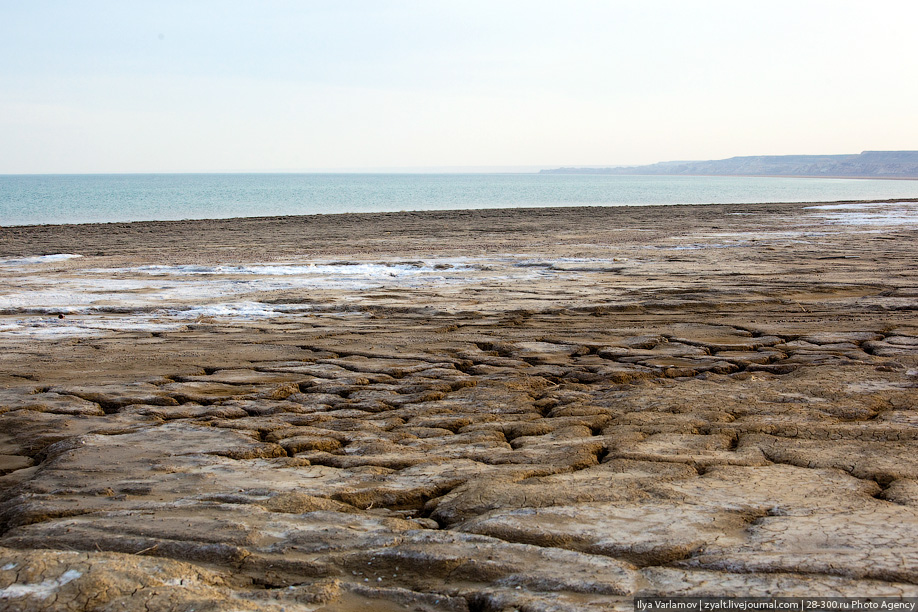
[2,1,916,173]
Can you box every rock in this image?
[745,434,918,484]
[120,403,250,420]
[462,502,752,565]
[612,432,769,467]
[0,546,349,611]
[0,454,33,476]
[0,392,104,416]
[681,505,918,583]
[159,381,300,403]
[47,383,179,410]
[175,368,310,385]
[864,340,918,357]
[801,332,884,345]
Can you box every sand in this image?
[1,200,917,610]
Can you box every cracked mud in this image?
[1,202,917,610]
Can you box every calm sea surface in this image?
[3,173,918,227]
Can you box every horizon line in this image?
[6,150,916,176]
[0,165,577,177]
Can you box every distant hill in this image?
[542,151,918,178]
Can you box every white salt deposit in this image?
[0,316,184,339]
[0,254,83,267]
[0,258,500,316]
[0,256,514,337]
[805,202,918,226]
[129,259,476,278]
[0,569,82,599]
[173,302,314,319]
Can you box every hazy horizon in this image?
[0,166,556,176]
[3,1,917,174]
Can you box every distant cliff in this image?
[542,151,918,178]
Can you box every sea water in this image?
[3,173,918,227]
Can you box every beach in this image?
[2,200,918,610]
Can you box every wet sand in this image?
[1,201,918,610]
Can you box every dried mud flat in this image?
[1,201,917,611]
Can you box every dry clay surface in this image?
[1,202,918,610]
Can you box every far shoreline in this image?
[540,172,918,181]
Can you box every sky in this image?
[2,1,917,174]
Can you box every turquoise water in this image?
[3,173,918,227]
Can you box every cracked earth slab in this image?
[1,202,918,609]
